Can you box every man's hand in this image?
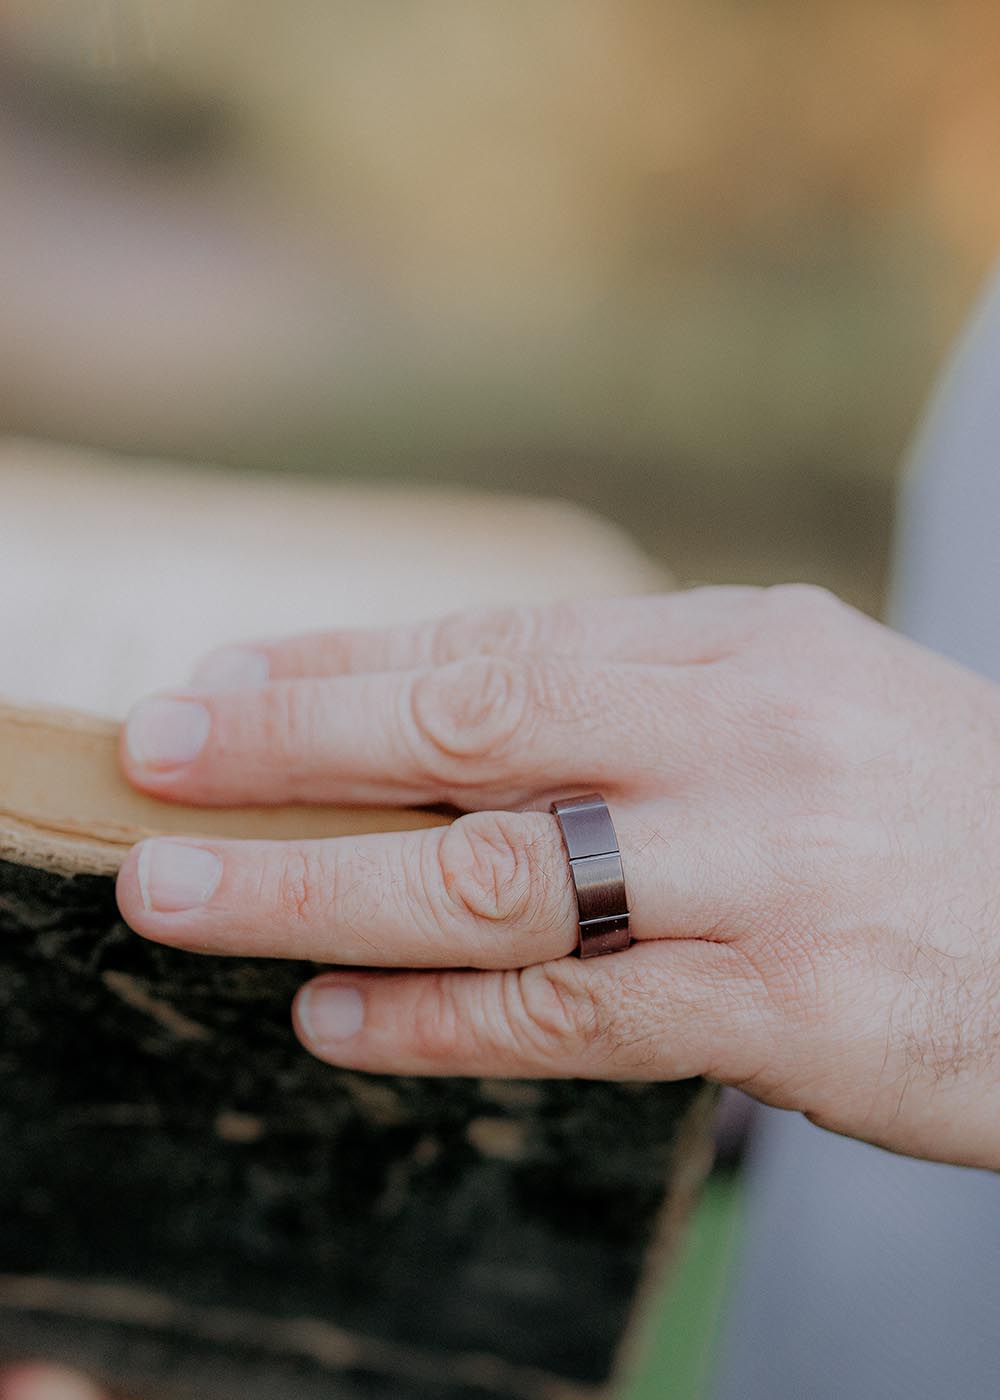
[113,587,1000,1168]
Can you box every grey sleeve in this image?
[891,265,1000,674]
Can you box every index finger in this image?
[190,590,765,688]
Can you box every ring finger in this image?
[116,804,752,968]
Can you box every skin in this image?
[8,585,1000,1392]
[105,582,1000,1167]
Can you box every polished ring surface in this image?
[551,794,631,958]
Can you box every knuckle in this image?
[410,975,468,1063]
[504,961,608,1058]
[684,584,766,613]
[429,602,585,664]
[258,682,325,770]
[407,963,629,1073]
[735,677,842,779]
[432,812,562,933]
[407,656,531,782]
[273,846,329,928]
[751,669,861,772]
[740,672,817,733]
[764,583,847,632]
[431,605,549,663]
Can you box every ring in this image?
[551,794,632,958]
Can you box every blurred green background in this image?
[4,1,1000,619]
[3,5,1000,1396]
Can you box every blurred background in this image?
[4,0,1000,614]
[4,3,1000,1397]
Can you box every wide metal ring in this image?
[551,794,632,958]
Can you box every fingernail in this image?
[299,983,365,1044]
[191,646,269,691]
[137,840,222,913]
[126,697,210,770]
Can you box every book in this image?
[0,442,714,1399]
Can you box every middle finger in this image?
[121,658,708,808]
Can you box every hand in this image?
[115,587,1000,1168]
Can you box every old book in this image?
[0,442,715,1399]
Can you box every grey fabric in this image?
[892,268,1000,677]
[713,268,1000,1400]
[713,1109,1000,1400]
